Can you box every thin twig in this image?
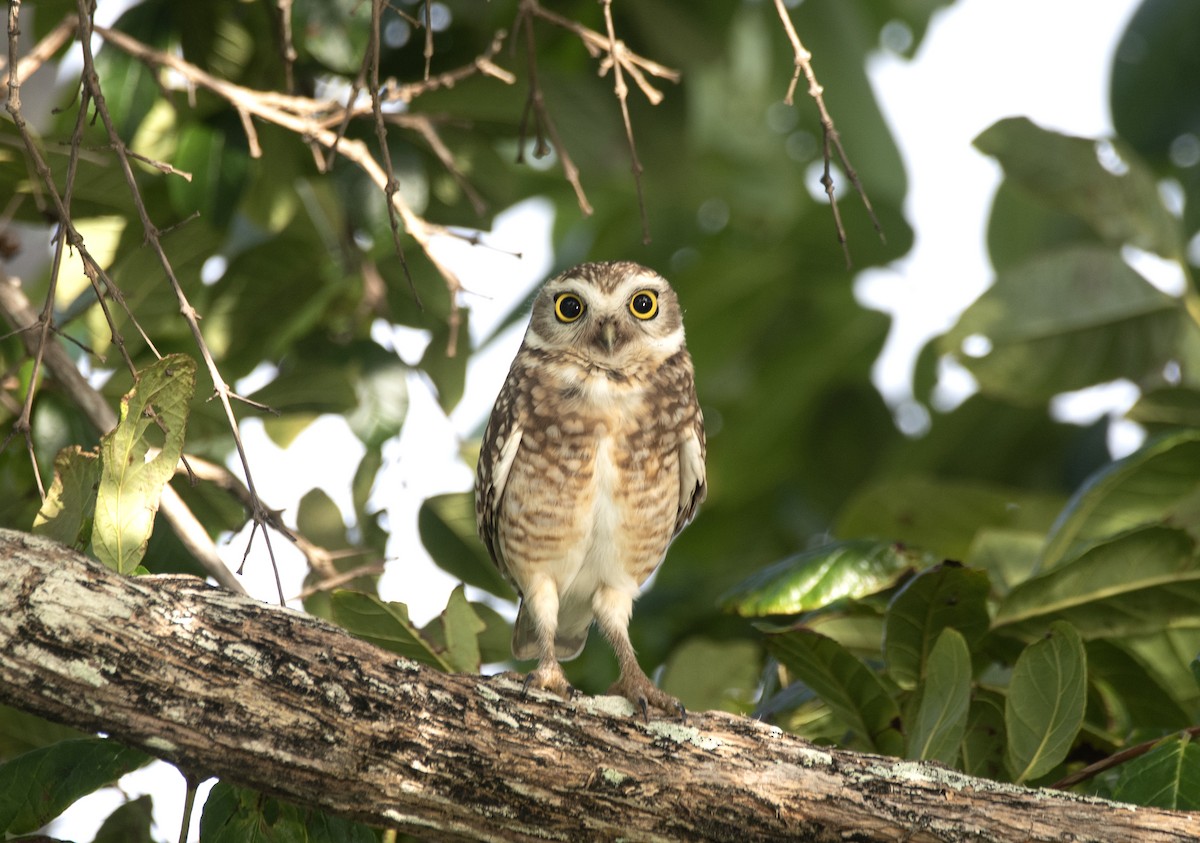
[514,1,592,216]
[773,0,884,266]
[600,0,650,244]
[368,0,421,312]
[75,0,287,604]
[1051,726,1200,791]
[274,0,297,94]
[0,274,246,594]
[0,12,76,105]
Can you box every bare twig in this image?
[514,1,592,216]
[1051,726,1200,791]
[600,0,650,244]
[773,0,884,266]
[74,0,287,604]
[0,12,76,104]
[0,274,246,594]
[367,0,420,311]
[274,0,297,94]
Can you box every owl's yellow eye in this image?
[554,292,585,323]
[629,290,658,320]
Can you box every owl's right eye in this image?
[554,293,585,323]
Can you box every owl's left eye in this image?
[629,290,658,320]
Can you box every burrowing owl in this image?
[475,261,706,719]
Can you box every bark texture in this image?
[1,528,1197,842]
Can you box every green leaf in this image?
[419,310,471,413]
[942,246,1196,404]
[93,354,197,574]
[905,628,971,765]
[93,794,155,843]
[974,117,1182,259]
[721,540,937,617]
[0,738,151,834]
[836,477,1063,562]
[1087,640,1192,732]
[1005,621,1087,784]
[441,585,485,673]
[767,628,903,755]
[32,445,101,548]
[994,526,1200,639]
[1040,429,1200,570]
[1113,733,1200,810]
[961,690,1007,780]
[0,706,86,761]
[418,493,514,600]
[199,780,378,843]
[660,637,763,714]
[330,591,450,671]
[884,563,990,689]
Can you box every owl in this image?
[475,261,706,720]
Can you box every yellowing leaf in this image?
[93,354,197,574]
[33,446,101,549]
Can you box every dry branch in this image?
[2,528,1197,843]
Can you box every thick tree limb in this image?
[1,529,1197,842]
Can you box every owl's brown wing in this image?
[674,415,707,537]
[474,377,524,576]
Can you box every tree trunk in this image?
[1,528,1196,842]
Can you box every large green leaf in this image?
[942,246,1197,404]
[94,354,197,574]
[883,563,990,689]
[1005,621,1087,784]
[1040,429,1200,570]
[767,628,903,755]
[905,628,971,765]
[1113,733,1200,810]
[974,117,1182,259]
[995,526,1200,639]
[721,539,936,617]
[330,591,450,671]
[417,492,514,600]
[199,780,378,843]
[960,690,1007,781]
[0,738,151,834]
[836,477,1063,562]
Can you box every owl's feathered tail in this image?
[512,600,590,661]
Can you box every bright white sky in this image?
[51,1,1144,839]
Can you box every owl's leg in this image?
[592,586,686,723]
[520,578,574,700]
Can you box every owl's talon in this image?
[521,663,574,701]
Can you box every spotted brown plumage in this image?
[475,261,706,719]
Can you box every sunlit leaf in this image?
[721,540,935,617]
[905,628,971,765]
[1005,621,1087,784]
[94,354,197,574]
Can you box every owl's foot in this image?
[609,672,687,724]
[522,662,576,701]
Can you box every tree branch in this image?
[1,529,1196,842]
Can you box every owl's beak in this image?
[601,321,617,354]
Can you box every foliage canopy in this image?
[3,0,1200,838]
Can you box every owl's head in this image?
[525,261,686,366]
